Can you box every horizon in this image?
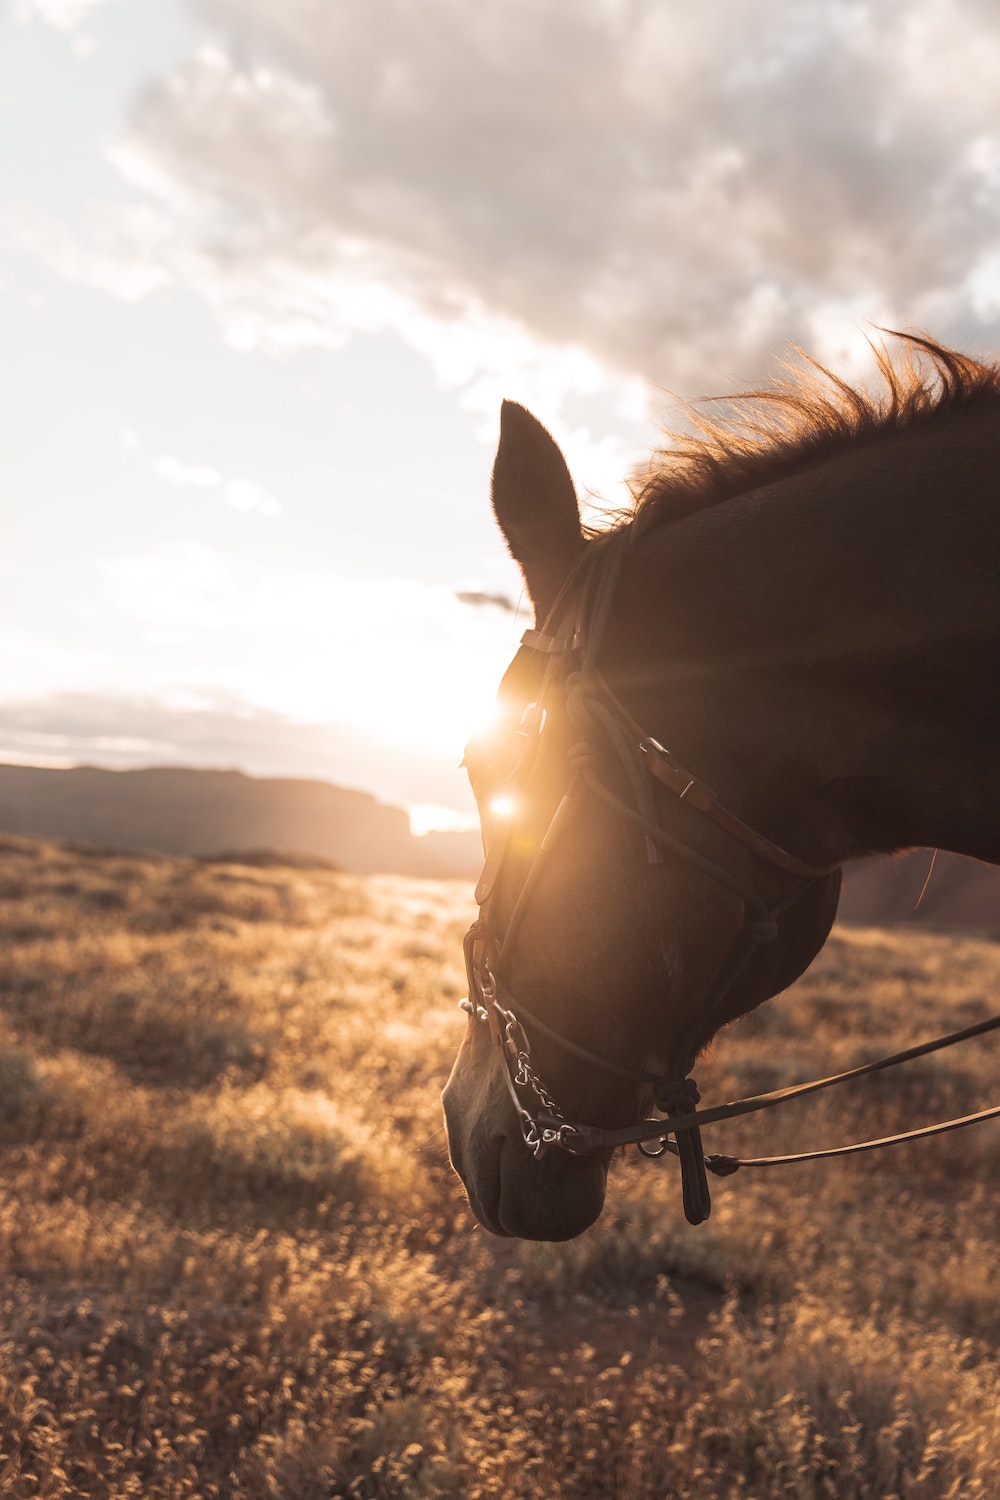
[0,752,481,837]
[4,2,1000,832]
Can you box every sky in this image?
[3,0,1000,833]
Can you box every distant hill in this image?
[0,763,481,879]
[1,761,999,928]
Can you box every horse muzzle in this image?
[442,1050,610,1241]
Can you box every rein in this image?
[463,525,1000,1225]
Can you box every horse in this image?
[441,334,1000,1242]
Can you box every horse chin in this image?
[449,1122,609,1241]
[496,1139,609,1241]
[442,1050,609,1240]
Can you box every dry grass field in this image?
[1,832,1000,1498]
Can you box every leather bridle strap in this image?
[706,1103,1000,1172]
[566,683,809,925]
[640,737,838,881]
[466,532,832,1224]
[464,519,1000,1223]
[557,1008,1000,1155]
[472,665,820,1224]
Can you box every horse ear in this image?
[491,400,584,617]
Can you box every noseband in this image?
[462,525,1000,1225]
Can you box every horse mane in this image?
[627,332,1000,529]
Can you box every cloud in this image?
[454,589,517,613]
[14,0,118,32]
[224,477,282,518]
[12,1,1000,450]
[86,543,519,760]
[151,455,223,490]
[101,0,1000,408]
[0,689,478,816]
[120,430,284,518]
[153,457,283,518]
[4,201,173,301]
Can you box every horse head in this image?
[442,401,842,1241]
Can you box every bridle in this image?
[461,523,1000,1225]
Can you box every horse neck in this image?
[617,401,1000,868]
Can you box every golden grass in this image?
[1,831,999,1496]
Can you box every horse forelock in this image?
[617,331,1000,534]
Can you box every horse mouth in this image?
[451,1129,610,1242]
[442,1046,611,1241]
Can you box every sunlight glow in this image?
[408,803,480,837]
[487,792,518,822]
[95,555,522,762]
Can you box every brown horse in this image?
[442,335,1000,1241]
